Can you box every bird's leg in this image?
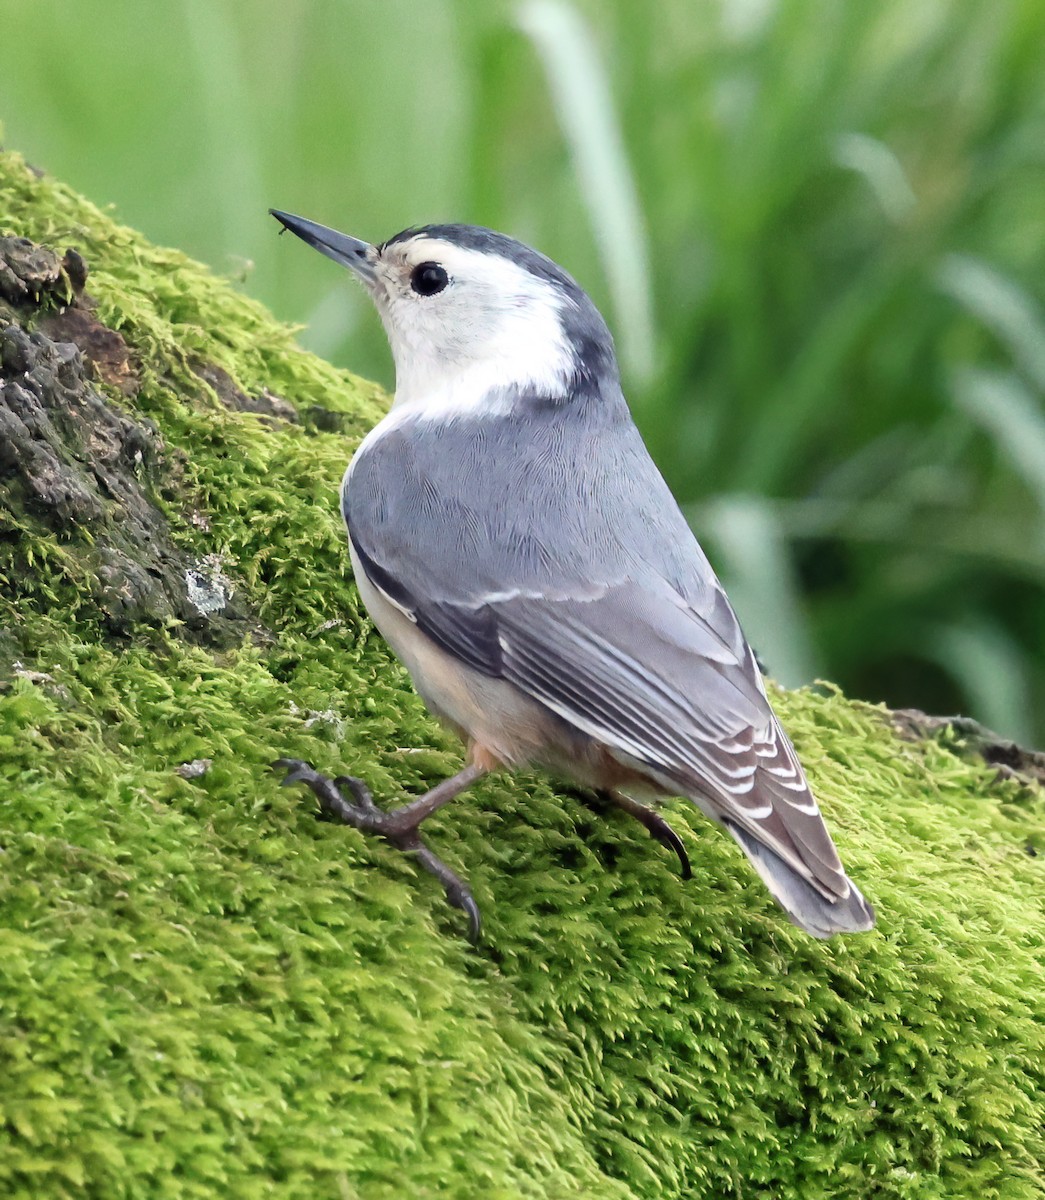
[273,758,487,942]
[580,788,692,879]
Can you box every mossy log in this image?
[1,148,1043,1200]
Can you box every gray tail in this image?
[725,822,875,939]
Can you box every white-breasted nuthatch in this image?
[271,209,875,944]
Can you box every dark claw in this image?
[446,880,482,945]
[411,842,483,944]
[645,816,692,880]
[334,774,377,811]
[579,788,692,879]
[460,893,482,946]
[273,759,374,827]
[273,757,314,787]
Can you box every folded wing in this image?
[353,536,854,905]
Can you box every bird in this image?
[270,208,876,944]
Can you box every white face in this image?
[359,234,577,414]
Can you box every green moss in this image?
[1,148,1043,1199]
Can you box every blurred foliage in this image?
[2,0,1044,742]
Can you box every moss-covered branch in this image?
[1,149,1042,1200]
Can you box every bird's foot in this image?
[273,758,483,943]
[581,788,692,880]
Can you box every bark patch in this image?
[0,237,261,645]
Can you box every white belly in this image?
[348,541,563,769]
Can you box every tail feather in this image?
[725,821,875,938]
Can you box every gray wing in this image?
[345,399,849,900]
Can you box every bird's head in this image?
[271,211,617,413]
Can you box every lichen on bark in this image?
[0,148,1043,1200]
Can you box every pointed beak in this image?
[269,209,377,285]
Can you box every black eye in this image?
[410,262,449,297]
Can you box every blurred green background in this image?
[2,0,1044,744]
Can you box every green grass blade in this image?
[517,0,655,381]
